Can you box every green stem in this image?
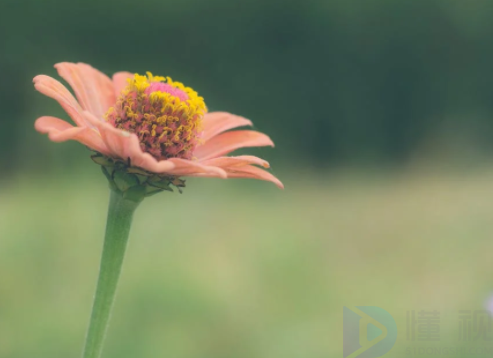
[82,188,142,358]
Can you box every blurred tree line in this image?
[2,0,493,173]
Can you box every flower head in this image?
[34,63,283,190]
[106,73,205,160]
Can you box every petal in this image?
[35,115,72,133]
[35,116,110,155]
[33,75,87,127]
[224,165,284,189]
[55,62,116,119]
[84,114,127,156]
[194,130,274,161]
[201,112,252,142]
[200,155,270,169]
[166,158,227,178]
[82,112,176,174]
[189,165,284,189]
[112,71,134,97]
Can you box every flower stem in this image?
[82,188,143,358]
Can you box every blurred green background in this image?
[2,0,493,357]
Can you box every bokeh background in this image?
[2,0,493,357]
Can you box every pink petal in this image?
[194,130,274,161]
[189,165,283,188]
[35,115,72,133]
[112,72,134,97]
[35,116,110,155]
[55,62,116,120]
[201,112,253,142]
[33,75,88,127]
[166,158,227,178]
[82,112,176,174]
[225,165,284,188]
[200,155,270,169]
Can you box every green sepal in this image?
[171,178,186,187]
[148,176,173,191]
[144,186,164,197]
[101,167,118,191]
[92,154,115,167]
[92,153,186,196]
[113,171,139,192]
[134,174,150,185]
[123,185,147,203]
[148,182,173,191]
[127,167,151,176]
[171,178,185,193]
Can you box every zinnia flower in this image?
[34,62,283,189]
[34,62,283,358]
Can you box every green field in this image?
[1,168,493,358]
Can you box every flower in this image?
[34,62,283,189]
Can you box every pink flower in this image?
[34,63,283,188]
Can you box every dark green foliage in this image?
[2,0,493,173]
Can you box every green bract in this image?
[92,153,186,197]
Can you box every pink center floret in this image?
[145,82,189,102]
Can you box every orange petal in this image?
[189,165,283,188]
[201,112,252,142]
[194,130,274,161]
[225,165,284,188]
[33,75,88,127]
[82,112,176,174]
[113,71,134,97]
[200,155,270,169]
[166,158,227,178]
[55,62,116,119]
[35,116,110,155]
[35,115,72,133]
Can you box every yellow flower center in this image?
[105,72,206,160]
